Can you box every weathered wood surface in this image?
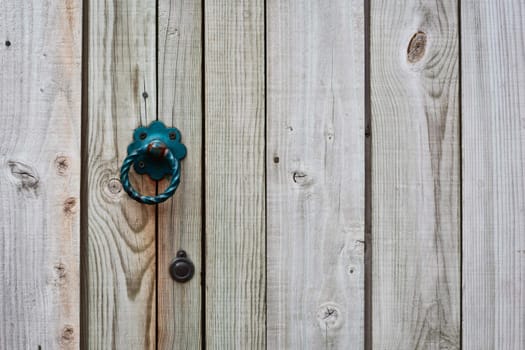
[0,1,82,349]
[266,0,365,348]
[157,0,203,348]
[6,1,525,348]
[370,1,460,348]
[204,0,266,348]
[83,0,157,348]
[462,1,525,348]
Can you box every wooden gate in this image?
[1,0,524,349]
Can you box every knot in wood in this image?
[60,325,75,344]
[407,31,427,63]
[55,155,70,175]
[316,302,343,331]
[63,197,77,214]
[108,178,122,194]
[292,171,312,186]
[8,160,40,194]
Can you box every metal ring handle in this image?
[120,142,180,204]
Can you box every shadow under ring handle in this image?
[120,142,180,205]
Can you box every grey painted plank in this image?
[157,0,203,348]
[462,1,525,348]
[266,0,365,348]
[0,1,82,349]
[370,1,460,348]
[204,0,266,348]
[84,0,157,348]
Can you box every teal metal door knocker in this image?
[120,120,186,204]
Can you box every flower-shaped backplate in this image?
[126,120,187,181]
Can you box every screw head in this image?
[169,132,177,140]
[138,161,145,168]
[139,132,147,140]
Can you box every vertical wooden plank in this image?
[462,1,525,348]
[266,1,365,348]
[0,1,82,348]
[204,0,265,348]
[371,1,460,348]
[84,0,156,348]
[157,0,202,348]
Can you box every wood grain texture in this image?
[266,0,365,348]
[83,0,157,348]
[0,1,82,349]
[157,0,202,348]
[204,0,266,348]
[462,1,525,348]
[370,1,460,348]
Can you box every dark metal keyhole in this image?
[169,250,194,283]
